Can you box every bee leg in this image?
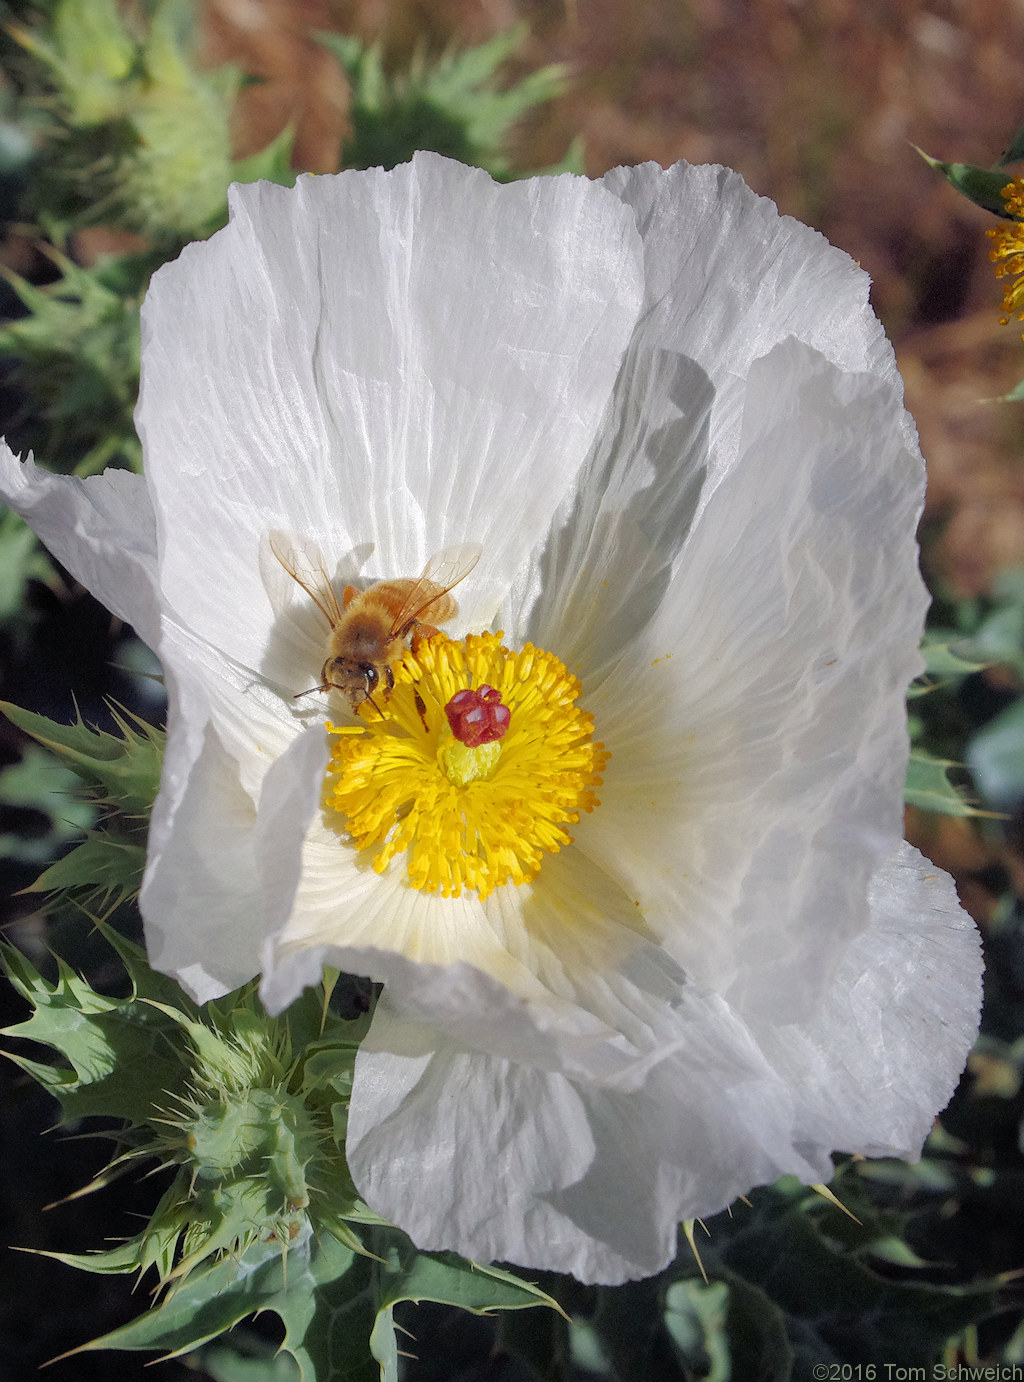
[342,584,360,610]
[413,688,429,732]
[409,621,442,651]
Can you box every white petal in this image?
[345,842,980,1285]
[754,842,983,1158]
[142,710,327,1001]
[0,443,159,647]
[346,989,808,1284]
[575,341,927,1022]
[261,838,664,1082]
[142,715,260,1000]
[156,619,302,795]
[137,153,645,672]
[137,619,303,986]
[262,805,710,1080]
[602,159,899,389]
[508,343,717,681]
[512,160,914,678]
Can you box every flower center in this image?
[323,632,607,899]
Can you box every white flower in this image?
[0,153,982,1286]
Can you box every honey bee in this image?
[270,537,481,713]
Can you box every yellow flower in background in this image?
[988,176,1024,333]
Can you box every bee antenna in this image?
[293,685,322,699]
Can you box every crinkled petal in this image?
[137,153,644,671]
[0,444,159,647]
[574,340,928,1023]
[602,159,899,393]
[262,830,681,1079]
[140,617,304,991]
[346,987,808,1284]
[345,843,980,1285]
[513,158,912,679]
[143,708,326,1001]
[511,345,716,684]
[755,842,983,1158]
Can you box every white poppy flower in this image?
[0,153,982,1286]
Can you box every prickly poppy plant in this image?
[0,153,981,1285]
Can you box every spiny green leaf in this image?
[26,830,146,903]
[0,252,142,471]
[369,1224,562,1316]
[9,0,242,239]
[63,1221,560,1379]
[12,0,135,121]
[916,147,1014,217]
[321,25,566,178]
[64,1234,374,1377]
[283,1227,562,1382]
[0,742,95,862]
[1,940,187,1122]
[578,1180,997,1378]
[919,633,992,678]
[905,748,982,817]
[0,699,163,813]
[712,1186,997,1368]
[89,917,197,1009]
[61,1234,311,1362]
[31,1229,166,1278]
[967,697,1024,812]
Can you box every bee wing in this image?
[387,542,482,635]
[268,533,344,628]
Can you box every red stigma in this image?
[445,684,511,747]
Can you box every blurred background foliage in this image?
[5,0,1024,1378]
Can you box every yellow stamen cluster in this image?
[323,632,607,899]
[987,178,1024,331]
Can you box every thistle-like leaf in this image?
[321,25,567,178]
[2,940,188,1123]
[0,699,164,815]
[905,748,984,818]
[915,146,1015,217]
[64,1225,562,1381]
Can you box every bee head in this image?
[321,657,377,694]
